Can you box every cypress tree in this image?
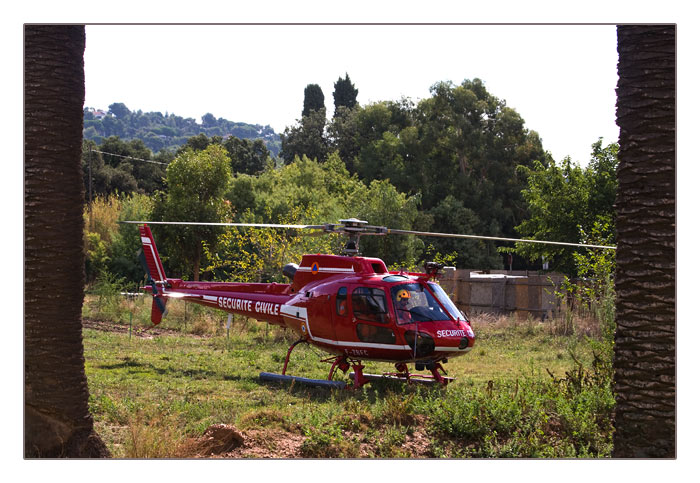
[333,73,358,116]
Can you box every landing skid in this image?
[259,372,346,389]
[349,372,454,386]
[260,338,366,389]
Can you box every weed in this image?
[124,413,186,458]
[377,425,409,458]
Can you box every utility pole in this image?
[88,146,93,230]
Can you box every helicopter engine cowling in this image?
[282,263,298,280]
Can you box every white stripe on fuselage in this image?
[280,304,410,351]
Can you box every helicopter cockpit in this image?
[389,280,467,324]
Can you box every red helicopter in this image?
[127,218,615,389]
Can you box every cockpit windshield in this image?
[428,282,466,321]
[391,283,451,324]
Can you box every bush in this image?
[420,374,613,457]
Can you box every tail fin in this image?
[139,224,167,282]
[138,224,168,324]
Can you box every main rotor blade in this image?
[121,221,327,230]
[386,228,616,250]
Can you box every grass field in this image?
[82,293,615,458]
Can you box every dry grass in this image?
[469,311,602,339]
[124,413,188,458]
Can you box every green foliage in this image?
[203,206,340,283]
[333,73,358,116]
[176,134,271,175]
[420,375,613,457]
[85,232,110,279]
[550,220,616,376]
[83,104,280,156]
[427,195,500,268]
[514,139,618,276]
[324,80,545,270]
[280,109,330,163]
[228,153,357,224]
[347,178,424,266]
[108,102,130,119]
[302,83,325,118]
[89,268,130,319]
[82,137,167,198]
[223,136,270,175]
[83,193,154,284]
[110,194,155,282]
[226,154,424,267]
[151,145,233,280]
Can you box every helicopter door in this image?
[332,285,397,351]
[349,286,396,345]
[331,286,352,343]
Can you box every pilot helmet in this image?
[396,289,411,302]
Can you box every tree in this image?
[222,136,270,175]
[333,73,358,116]
[151,144,233,281]
[82,137,166,198]
[108,102,130,119]
[25,25,108,457]
[302,83,325,117]
[347,179,424,267]
[512,142,618,276]
[201,112,217,127]
[223,153,424,269]
[612,25,675,458]
[327,105,361,171]
[280,109,329,163]
[427,195,499,268]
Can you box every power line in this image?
[91,149,169,166]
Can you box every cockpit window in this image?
[391,283,451,325]
[428,282,464,321]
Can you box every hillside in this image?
[83,103,281,156]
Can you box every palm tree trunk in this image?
[613,24,675,458]
[24,25,108,457]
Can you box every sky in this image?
[83,24,619,165]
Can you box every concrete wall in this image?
[439,269,565,320]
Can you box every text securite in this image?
[217,296,280,316]
[436,329,467,338]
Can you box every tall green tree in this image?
[108,102,130,119]
[327,105,361,171]
[280,109,329,163]
[226,154,424,268]
[302,83,325,117]
[151,144,233,280]
[82,137,166,198]
[513,141,618,276]
[427,195,500,268]
[613,24,675,458]
[173,133,270,175]
[222,136,270,175]
[25,24,108,458]
[333,73,358,116]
